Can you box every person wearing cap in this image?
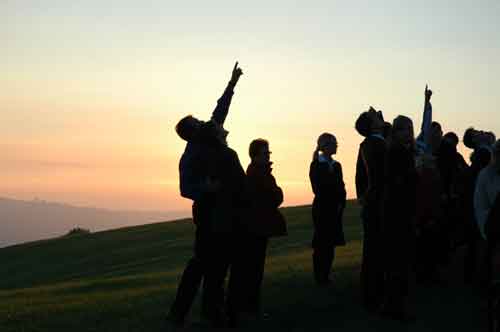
[355,106,387,312]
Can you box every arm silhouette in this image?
[210,61,243,125]
[416,85,433,153]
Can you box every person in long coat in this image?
[226,139,287,326]
[381,115,418,321]
[355,107,387,310]
[309,133,347,285]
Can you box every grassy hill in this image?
[0,202,486,331]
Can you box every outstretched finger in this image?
[233,61,239,72]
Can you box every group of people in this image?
[167,62,500,328]
[168,62,286,328]
[353,87,500,321]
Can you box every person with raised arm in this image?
[413,86,447,284]
[355,106,387,312]
[168,62,243,328]
[176,62,243,202]
[415,85,433,156]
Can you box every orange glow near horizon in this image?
[2,2,499,213]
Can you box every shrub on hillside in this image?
[64,227,91,237]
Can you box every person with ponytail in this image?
[309,133,347,285]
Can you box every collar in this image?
[318,154,337,171]
[247,162,273,175]
[478,144,493,153]
[370,134,385,141]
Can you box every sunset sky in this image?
[2,1,500,213]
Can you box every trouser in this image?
[169,224,211,321]
[361,206,385,310]
[313,246,335,284]
[169,201,228,323]
[227,235,268,318]
[203,232,232,322]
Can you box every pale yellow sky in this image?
[2,1,499,212]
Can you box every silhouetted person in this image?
[309,133,346,285]
[437,132,469,249]
[430,121,443,154]
[475,141,500,295]
[355,106,387,311]
[168,62,243,327]
[226,139,287,326]
[207,122,248,327]
[463,127,495,283]
[381,115,418,322]
[439,132,469,183]
[415,153,445,284]
[414,87,447,283]
[475,140,500,241]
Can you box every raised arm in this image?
[210,61,244,126]
[416,85,433,153]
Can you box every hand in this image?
[368,106,384,121]
[425,84,432,102]
[229,61,243,85]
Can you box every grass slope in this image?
[0,202,486,331]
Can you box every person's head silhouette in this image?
[313,133,337,162]
[176,116,228,145]
[392,115,414,149]
[355,107,384,137]
[249,139,271,166]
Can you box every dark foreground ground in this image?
[0,202,487,331]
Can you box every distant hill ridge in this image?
[0,197,189,248]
